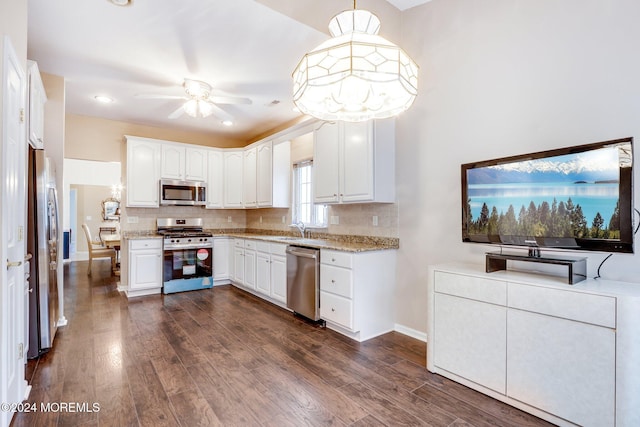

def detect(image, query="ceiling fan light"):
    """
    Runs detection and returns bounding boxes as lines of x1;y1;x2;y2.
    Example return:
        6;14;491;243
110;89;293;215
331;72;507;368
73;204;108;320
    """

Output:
198;100;214;118
292;8;418;122
183;99;198;117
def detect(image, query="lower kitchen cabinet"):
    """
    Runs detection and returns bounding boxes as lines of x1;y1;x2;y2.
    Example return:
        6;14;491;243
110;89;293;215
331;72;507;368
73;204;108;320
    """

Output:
213;237;230;284
320;248;396;341
126;239;163;298
231;239;288;307
428;264;640;427
269;244;287;304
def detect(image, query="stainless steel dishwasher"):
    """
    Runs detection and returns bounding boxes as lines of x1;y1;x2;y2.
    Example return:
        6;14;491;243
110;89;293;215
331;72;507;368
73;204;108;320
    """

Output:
286;245;320;321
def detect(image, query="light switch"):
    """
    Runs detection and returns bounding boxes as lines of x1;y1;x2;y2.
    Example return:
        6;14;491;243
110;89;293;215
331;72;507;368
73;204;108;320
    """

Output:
372;216;378;226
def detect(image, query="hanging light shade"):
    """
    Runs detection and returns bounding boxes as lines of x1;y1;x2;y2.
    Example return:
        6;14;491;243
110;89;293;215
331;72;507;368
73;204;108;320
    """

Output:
183;99;214;118
292;5;418;122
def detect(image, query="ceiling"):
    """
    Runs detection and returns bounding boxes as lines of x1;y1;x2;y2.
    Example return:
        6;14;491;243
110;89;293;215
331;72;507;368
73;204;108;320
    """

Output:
27;0;430;142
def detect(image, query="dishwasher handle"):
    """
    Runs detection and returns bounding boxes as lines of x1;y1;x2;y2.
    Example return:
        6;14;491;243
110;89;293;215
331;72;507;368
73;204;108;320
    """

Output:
286;246;319;259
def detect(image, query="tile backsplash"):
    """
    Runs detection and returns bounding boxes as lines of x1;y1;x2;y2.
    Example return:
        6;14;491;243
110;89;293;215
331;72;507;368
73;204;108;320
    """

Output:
122;203;398;238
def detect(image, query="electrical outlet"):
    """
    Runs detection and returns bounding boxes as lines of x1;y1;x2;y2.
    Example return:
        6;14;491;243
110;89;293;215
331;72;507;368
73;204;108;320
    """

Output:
86;215;92;221
282;216;286;224
227;216;232;223
330;215;339;225
259;216;263;224
372;215;378;226
127;216;138;223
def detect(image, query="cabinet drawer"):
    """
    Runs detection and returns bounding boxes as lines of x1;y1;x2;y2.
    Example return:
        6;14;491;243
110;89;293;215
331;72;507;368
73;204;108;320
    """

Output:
255;241;270;252
244;240;256;250
434;271;506;305
320;264;353;298
321;291;353;329
234;239;244;247
508;283;616;328
321;249;352;269
129;239;162;250
270;243;287;255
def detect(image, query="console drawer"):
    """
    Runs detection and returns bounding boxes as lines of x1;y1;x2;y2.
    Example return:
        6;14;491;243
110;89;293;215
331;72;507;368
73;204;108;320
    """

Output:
434;271;507;305
320;264;353;298
321;291;353;330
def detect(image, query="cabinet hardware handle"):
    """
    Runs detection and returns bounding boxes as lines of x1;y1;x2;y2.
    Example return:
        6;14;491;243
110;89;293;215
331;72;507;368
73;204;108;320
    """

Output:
7;259;22;269
332;258;336;262
331;307;335;312
331;279;335;283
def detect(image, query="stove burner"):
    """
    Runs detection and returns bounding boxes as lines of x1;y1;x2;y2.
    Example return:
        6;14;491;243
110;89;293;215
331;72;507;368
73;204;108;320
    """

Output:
160;231;213;238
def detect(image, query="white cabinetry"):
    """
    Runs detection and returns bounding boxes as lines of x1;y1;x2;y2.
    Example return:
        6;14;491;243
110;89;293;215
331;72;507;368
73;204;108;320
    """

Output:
428;264;640;427
256;142;272;207
320;249;396;341
206;149;224;209
232;239;245;284
126;136;161;207
161;143;207;181
243;146;257;207
314;119;395;204
27;61;46;149
213;237;230;284
127;239;163;298
224;150;243;208
243;240;257;290
269;243;287;304
255;241;271;296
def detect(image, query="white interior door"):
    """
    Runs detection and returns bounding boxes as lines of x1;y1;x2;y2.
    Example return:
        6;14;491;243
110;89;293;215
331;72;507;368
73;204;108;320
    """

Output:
1;35;28;427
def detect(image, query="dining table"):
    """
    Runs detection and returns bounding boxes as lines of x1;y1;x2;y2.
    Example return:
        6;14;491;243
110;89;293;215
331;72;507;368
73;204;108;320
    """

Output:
101;233;121;275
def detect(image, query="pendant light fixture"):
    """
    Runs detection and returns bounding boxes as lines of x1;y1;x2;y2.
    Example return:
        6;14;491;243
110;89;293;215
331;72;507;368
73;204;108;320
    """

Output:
292;0;418;122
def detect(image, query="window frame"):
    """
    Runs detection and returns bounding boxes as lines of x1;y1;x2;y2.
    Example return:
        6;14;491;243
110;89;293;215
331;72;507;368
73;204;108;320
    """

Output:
292;160;327;228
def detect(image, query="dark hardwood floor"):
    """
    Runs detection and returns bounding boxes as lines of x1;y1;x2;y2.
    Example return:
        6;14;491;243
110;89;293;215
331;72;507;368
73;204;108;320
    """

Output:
12;260;554;427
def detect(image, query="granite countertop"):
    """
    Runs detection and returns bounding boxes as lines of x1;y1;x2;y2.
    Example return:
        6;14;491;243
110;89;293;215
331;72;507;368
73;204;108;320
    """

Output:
223;233;399;253
122;229;398;253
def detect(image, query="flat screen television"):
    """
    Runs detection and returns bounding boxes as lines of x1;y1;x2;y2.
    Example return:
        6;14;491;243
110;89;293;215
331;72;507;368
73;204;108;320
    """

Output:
462;137;634;254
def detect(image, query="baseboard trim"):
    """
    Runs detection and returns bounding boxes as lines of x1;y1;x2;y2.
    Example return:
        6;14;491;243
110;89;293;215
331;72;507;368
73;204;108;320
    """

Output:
394;324;427;342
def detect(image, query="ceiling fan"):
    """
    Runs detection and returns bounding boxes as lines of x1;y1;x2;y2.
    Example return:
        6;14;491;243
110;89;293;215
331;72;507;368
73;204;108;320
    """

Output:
136;79;252;123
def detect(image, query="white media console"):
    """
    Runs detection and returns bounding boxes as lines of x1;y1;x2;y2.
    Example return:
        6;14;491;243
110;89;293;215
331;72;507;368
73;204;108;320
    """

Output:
427;263;640;427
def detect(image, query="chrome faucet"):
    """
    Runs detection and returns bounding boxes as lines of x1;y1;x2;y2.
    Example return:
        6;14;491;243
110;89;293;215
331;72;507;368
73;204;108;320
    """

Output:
292;221;306;238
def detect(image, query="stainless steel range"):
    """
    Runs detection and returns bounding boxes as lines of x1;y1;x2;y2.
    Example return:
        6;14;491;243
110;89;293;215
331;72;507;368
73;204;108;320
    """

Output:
157;218;213;294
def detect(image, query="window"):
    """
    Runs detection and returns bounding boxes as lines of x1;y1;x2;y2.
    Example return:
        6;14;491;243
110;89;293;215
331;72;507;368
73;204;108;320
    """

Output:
292;160;327;227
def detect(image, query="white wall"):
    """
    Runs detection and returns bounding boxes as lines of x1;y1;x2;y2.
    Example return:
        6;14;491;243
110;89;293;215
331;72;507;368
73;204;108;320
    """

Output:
396;0;640;335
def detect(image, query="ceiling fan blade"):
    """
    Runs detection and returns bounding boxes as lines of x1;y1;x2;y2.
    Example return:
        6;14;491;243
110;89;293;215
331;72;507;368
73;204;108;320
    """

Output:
208;103;234;122
136;94;187;100
209;95;252;105
168;105;185;119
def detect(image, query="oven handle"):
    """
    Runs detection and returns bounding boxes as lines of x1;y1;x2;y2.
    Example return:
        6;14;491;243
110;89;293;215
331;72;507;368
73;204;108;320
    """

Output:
163;244;213;250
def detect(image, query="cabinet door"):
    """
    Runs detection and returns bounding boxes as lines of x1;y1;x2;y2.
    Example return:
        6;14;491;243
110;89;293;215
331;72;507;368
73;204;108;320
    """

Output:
244;249;256;290
256;251;271;296
243;147;257;207
256;141;273;207
233;247;245;284
206;149;224;208
271;140;291;208
270;254;287;303
433;293;507;394
507;309;615;426
185;147;208;181
213;238;230;281
341;121;374;202
313;122;340;203
224;151;243;208
129;248;162;290
27;61;46;149
161;144;185;180
126;138;160;207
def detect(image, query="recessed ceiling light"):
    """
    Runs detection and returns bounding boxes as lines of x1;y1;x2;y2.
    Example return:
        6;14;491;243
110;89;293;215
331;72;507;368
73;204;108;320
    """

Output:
221;120;233;127
109;0;132;6
94;95;114;103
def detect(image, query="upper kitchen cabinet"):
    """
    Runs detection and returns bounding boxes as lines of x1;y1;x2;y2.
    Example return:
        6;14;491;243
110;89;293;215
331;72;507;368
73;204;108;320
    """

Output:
206;149;224;209
223;150;244;208
27;61;47;149
258;140;291;208
243;146;257;207
161;143;207;182
126;136;161;207
314;119;395;204
243;140;291;209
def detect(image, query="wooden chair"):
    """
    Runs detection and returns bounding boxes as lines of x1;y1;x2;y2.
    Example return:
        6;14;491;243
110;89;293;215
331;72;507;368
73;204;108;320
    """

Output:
81;223;116;276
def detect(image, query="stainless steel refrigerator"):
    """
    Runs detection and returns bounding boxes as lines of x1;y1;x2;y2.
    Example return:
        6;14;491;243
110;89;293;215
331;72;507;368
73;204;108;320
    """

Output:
27;148;60;359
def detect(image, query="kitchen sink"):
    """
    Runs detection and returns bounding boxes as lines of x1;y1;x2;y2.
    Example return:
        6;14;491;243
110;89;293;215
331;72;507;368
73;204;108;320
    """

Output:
274;236;301;241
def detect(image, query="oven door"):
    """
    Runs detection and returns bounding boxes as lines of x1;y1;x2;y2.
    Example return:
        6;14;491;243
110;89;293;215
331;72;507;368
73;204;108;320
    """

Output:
163;246;212;282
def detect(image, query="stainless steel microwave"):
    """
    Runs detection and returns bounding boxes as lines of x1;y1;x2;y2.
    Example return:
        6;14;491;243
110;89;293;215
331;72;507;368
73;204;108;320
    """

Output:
159;179;206;206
